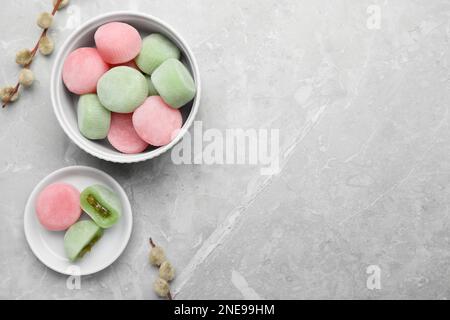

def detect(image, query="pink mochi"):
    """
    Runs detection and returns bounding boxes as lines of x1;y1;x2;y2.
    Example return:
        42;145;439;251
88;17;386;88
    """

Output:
132;96;182;147
35;183;81;231
108;113;149;154
62;48;109;95
95;22;142;64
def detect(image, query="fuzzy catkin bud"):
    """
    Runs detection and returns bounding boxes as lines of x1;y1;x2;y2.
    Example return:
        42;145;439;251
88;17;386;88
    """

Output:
0;86;19;103
19;69;34;87
153;278;170;297
37;12;53;29
149;246;166;266
159;261;175;282
16;49;33;66
39;36;54;55
53;0;69;10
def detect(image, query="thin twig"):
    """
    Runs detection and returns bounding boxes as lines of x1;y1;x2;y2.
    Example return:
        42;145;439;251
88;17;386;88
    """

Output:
2;0;63;108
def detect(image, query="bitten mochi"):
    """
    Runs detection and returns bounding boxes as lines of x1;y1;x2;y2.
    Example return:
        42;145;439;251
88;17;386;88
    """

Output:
62;48;109;95
80;185;122;229
35;183;81;231
95;22;142;64
132;96;182;147
64;220;103;261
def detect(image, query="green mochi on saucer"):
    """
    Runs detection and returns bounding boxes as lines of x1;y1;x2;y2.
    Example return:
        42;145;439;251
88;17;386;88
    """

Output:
135;34;180;75
151;58;196;108
80;185;122;229
64;220;103;262
77;94;111;140
146;76;159;96
97;66;148;113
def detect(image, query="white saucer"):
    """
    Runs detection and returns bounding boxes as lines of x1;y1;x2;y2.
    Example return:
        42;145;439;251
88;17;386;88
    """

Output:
24;166;133;276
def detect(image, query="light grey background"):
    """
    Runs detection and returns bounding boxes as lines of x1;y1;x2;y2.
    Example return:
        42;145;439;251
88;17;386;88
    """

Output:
1;0;450;300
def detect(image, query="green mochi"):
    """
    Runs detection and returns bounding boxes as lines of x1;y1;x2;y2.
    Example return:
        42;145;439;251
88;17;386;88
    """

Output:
97;67;148;113
64;220;103;262
77;94;111;140
80;185;122;229
135;34;180;75
151;58;196;108
146;76;159;96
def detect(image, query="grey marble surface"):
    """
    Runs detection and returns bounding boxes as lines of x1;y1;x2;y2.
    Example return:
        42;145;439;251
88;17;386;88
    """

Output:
1;0;450;300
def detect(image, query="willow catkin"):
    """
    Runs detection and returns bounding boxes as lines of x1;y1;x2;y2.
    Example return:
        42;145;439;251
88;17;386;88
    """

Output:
37;12;53;29
16;49;33;66
149;246;166;266
19;69;34;87
159;261;175;282
0;86;19;103
153;278;170;297
39;36;54;55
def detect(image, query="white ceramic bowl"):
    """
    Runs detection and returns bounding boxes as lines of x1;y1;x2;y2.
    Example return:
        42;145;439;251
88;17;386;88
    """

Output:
51;12;201;163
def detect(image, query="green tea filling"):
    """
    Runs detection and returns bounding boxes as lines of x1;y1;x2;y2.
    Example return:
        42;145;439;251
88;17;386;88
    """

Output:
78;233;102;259
87;194;111;218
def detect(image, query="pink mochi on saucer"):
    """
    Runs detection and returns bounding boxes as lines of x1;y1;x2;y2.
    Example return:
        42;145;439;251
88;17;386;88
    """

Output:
95;22;142;64
35;183;81;231
108;113;149;154
62;47;109;95
132;96;182;147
